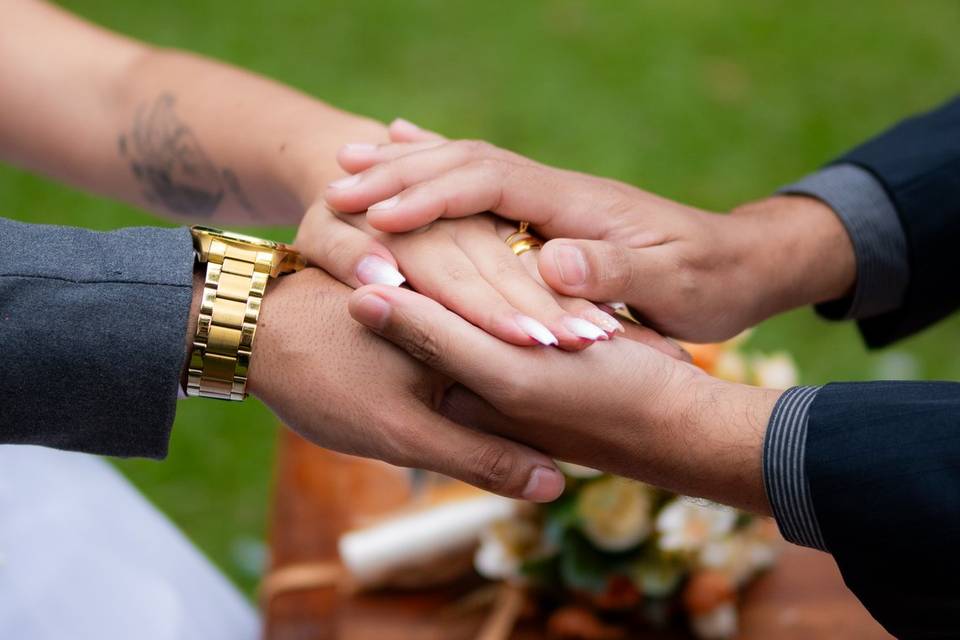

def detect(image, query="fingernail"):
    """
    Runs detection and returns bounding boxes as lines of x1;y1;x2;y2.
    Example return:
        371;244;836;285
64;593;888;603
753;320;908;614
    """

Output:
356;255;406;287
555;245;587;286
515;315;558;346
523;466;566;502
353;293;392;329
562;316;606;341
368;195;400;211
667;337;693;362
585;309;625;334
329;174;361;189
342;143;378;153
392;117;421;132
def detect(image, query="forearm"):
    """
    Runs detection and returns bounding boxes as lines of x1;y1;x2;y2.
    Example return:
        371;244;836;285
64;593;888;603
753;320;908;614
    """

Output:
728;195;857;324
0;0;385;225
628;372;780;516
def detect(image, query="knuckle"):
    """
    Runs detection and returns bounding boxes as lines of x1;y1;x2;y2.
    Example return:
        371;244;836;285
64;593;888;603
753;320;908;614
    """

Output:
474;156;502;173
458;138;492;157
308;233;355;268
596;244;635;292
382;163;408;189
399;321;445;369
597;183;638;218
496;366;538;410
492;253;527;281
382;426;421;468
442;262;478;285
470;443;517;494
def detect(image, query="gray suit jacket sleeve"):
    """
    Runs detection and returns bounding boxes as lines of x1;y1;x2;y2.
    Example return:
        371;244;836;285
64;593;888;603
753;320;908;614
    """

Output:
0;217;194;459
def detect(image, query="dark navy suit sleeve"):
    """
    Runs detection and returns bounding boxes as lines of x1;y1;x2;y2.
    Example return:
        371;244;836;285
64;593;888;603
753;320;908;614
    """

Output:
806;381;960;639
833;95;960;347
0;217;194;459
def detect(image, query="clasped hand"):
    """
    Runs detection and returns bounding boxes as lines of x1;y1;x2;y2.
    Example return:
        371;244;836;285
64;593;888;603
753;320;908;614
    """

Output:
252;119;853;514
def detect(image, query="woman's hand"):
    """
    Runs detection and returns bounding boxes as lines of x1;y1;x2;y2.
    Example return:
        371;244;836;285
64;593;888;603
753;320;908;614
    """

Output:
297;204;634;352
347;283;782;515
327;122;856;343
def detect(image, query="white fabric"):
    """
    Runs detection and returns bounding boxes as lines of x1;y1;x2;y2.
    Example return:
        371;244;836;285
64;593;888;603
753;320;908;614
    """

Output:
0;445;258;640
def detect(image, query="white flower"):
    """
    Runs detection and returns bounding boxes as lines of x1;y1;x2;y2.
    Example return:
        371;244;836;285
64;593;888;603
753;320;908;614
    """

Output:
700;535;756;585
577;477;653;551
752;352;798;389
713;351;748;383
655;499;737;553
474;529;519;581
691;602;738;640
473;519;539;581
740;518;780;573
698;519;780;586
556;461;603;479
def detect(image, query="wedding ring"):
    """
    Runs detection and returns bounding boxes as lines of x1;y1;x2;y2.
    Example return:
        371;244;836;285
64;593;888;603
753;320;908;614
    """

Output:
505;221;542;256
508;235;542;256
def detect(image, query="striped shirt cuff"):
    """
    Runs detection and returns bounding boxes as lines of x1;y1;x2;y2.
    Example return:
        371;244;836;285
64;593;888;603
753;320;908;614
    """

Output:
778;164;909;321
762;385;828;551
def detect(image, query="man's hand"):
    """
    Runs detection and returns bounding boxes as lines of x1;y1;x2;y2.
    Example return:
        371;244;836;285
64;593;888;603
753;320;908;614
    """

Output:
329;128;857;342
349;284;783;514
237;268;566;502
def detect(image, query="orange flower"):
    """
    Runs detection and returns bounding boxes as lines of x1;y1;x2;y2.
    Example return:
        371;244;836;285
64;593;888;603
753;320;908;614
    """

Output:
682;570;735;615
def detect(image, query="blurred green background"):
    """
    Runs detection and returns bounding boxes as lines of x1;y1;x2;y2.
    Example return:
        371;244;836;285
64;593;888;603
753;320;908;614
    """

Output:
4;0;959;597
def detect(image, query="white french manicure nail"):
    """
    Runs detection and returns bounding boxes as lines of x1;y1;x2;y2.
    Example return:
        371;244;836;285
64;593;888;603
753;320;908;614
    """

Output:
392;117;421;131
342;143;378;153
329;174;361;189
368;195;400;211
516;315;558;346
563;317;607;341
356;255;406;287
585;309;625;334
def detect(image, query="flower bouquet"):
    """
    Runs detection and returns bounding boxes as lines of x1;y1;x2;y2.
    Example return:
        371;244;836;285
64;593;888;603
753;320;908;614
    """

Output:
337;334;797;640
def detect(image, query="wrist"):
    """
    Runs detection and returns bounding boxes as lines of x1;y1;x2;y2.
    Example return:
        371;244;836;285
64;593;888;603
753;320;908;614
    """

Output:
729;195;856;321
660;371;780;515
244;270;290;402
245;267;340;402
280;116;388;213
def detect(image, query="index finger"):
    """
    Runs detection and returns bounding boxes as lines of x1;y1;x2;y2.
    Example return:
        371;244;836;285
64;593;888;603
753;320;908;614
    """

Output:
348;284;532;395
329;141;627;239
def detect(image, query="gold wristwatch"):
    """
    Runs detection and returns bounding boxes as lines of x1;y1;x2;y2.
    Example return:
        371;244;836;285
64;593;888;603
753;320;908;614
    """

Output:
187;225;305;400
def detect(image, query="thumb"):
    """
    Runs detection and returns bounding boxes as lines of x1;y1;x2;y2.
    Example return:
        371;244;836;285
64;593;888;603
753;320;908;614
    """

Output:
294;204;404;289
538;238;654;305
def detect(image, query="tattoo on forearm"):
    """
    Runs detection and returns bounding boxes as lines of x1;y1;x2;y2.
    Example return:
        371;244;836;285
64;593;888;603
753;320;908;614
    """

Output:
118;93;259;218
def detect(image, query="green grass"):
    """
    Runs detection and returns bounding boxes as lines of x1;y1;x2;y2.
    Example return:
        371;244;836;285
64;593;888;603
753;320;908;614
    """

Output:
5;0;960;596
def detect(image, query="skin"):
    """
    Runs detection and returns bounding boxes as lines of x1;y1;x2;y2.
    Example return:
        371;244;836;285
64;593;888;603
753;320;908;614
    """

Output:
1;1;674;497
349;284;781;514
250;270;570;500
1;2;849;509
180;267;566;501
330;127;860;512
0;0;625;352
331;128;857;342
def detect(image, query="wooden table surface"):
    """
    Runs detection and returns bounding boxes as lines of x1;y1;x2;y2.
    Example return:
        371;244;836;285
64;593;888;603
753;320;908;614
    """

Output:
263;430;892;640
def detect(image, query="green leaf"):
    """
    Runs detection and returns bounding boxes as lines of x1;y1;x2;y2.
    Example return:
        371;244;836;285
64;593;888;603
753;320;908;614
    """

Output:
520;554;562;587
559;531;611;594
543;492;580;548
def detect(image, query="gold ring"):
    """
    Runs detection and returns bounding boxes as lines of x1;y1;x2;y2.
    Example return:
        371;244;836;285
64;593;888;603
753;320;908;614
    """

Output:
508;235;542;256
505;221;541;256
